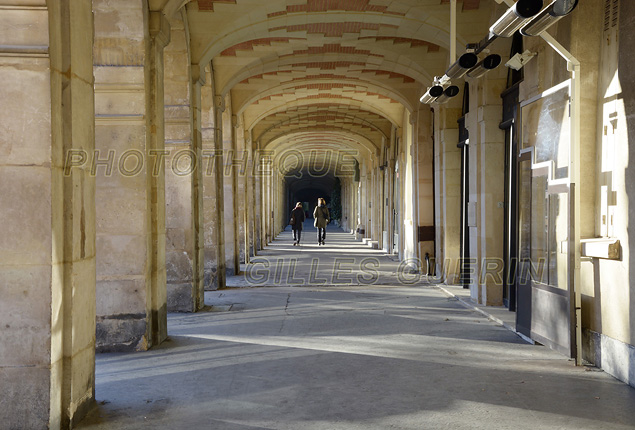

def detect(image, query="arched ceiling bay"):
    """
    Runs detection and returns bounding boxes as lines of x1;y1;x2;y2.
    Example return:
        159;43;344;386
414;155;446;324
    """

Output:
167;0;493;167
267;132;377;169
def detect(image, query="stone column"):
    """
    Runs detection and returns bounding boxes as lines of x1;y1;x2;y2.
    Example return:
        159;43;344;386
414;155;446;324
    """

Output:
467;74;506;305
261;165;269;245
359;164;367;238
384;132;396;253
261;148;272;245
403;114;418;262
368;168;374;239
245;132;255;259
222;93;239;276
434;105;462;283
373;159;383;246
253;141;263;251
93;1;168;350
189;68;206;299
371;163;379;242
0;2;95;427
202;67;226;290
147;10;170;346
164;11;203;311
234;114;248;265
417;108;435;263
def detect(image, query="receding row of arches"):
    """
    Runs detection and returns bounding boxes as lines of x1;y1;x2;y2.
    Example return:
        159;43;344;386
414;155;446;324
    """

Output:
7;1;634;429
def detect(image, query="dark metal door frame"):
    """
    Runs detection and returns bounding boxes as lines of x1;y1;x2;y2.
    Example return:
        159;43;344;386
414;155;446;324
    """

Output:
515;80;576;359
457;116;470;289
500;83;520;311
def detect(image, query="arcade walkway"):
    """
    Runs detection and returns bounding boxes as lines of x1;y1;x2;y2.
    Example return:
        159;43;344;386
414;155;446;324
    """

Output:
78;226;635;430
226;221;407;289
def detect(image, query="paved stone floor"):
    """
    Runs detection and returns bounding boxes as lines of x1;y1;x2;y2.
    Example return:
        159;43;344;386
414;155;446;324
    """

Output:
79;223;635;429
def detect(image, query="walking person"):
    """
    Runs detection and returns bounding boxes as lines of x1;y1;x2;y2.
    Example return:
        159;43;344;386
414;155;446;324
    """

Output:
290;202;305;246
313;197;330;246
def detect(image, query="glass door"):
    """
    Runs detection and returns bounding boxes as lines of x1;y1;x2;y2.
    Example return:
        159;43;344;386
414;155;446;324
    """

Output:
516;81;576;358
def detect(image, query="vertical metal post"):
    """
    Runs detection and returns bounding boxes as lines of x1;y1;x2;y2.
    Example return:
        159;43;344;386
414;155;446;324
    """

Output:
450;0;457;63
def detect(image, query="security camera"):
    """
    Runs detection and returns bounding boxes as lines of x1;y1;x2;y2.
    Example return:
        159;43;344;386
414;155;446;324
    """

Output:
505;50;536;71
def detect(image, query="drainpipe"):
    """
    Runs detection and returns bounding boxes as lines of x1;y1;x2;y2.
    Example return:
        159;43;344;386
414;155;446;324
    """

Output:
450;0;457;63
495;0;582;365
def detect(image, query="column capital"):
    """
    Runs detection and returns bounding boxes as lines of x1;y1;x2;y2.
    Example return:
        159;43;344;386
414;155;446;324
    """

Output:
191;63;206;86
149;11;171;48
215;95;225;112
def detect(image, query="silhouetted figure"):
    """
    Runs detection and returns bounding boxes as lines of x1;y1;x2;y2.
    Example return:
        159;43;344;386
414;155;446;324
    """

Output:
313;197;330;246
290;202;306;246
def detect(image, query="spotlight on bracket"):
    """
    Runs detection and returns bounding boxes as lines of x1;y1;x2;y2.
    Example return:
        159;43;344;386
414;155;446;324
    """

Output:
490;0;543;38
435;85;460;104
467;54;502;79
444;53;479;80
521;0;579;37
419;85;445;104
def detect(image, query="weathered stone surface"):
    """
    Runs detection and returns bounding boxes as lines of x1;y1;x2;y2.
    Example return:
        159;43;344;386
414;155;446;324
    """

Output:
0;264;52;366
167;283;195;312
96;317;147;352
96;279;147;316
0;367;50;429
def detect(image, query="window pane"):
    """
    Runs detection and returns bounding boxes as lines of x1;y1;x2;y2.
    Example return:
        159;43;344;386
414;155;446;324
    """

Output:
521;86;570;180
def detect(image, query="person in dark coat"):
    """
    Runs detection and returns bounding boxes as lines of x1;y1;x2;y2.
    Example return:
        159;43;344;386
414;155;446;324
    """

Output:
290;202;306;246
313;197;330;246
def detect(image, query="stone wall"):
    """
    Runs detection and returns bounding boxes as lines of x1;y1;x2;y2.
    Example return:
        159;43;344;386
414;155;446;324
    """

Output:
0;2;96;427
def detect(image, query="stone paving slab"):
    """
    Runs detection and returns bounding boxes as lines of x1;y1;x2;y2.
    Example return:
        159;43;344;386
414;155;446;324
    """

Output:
78;225;635;429
79;284;635;430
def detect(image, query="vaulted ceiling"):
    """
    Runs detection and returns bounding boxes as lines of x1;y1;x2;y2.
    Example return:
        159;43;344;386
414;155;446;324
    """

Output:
163;0;495;169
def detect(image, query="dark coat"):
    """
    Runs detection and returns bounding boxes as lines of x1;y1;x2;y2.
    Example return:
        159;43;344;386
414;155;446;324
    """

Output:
313;205;330;229
290;207;305;230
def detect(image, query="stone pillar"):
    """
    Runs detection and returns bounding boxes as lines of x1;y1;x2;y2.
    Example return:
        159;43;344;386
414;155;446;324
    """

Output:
0;2;95;427
467;74;506;305
253;142;264;251
147;9;170;346
261;149;273;245
261;164;269;245
434;105;462;283
265;159;271;242
359;164;367;238
202;67;226;290
345;178;350;231
234;114;248;265
189;67;206;298
373;159;384;245
164;11;203;311
350;177;356;233
245;132;255;259
371;164;379;242
222;93;239;276
93;1;168;350
417;108;435;263
384;132;396;253
368;168;373;239
404;114;418;262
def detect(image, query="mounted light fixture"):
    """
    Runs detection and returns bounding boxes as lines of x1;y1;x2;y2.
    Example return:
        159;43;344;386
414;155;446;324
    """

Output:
521;0;579;37
444;53;479;80
419;85;444;104
505;49;536;70
489;0;543;38
467;54;502;79
435;85;460;104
